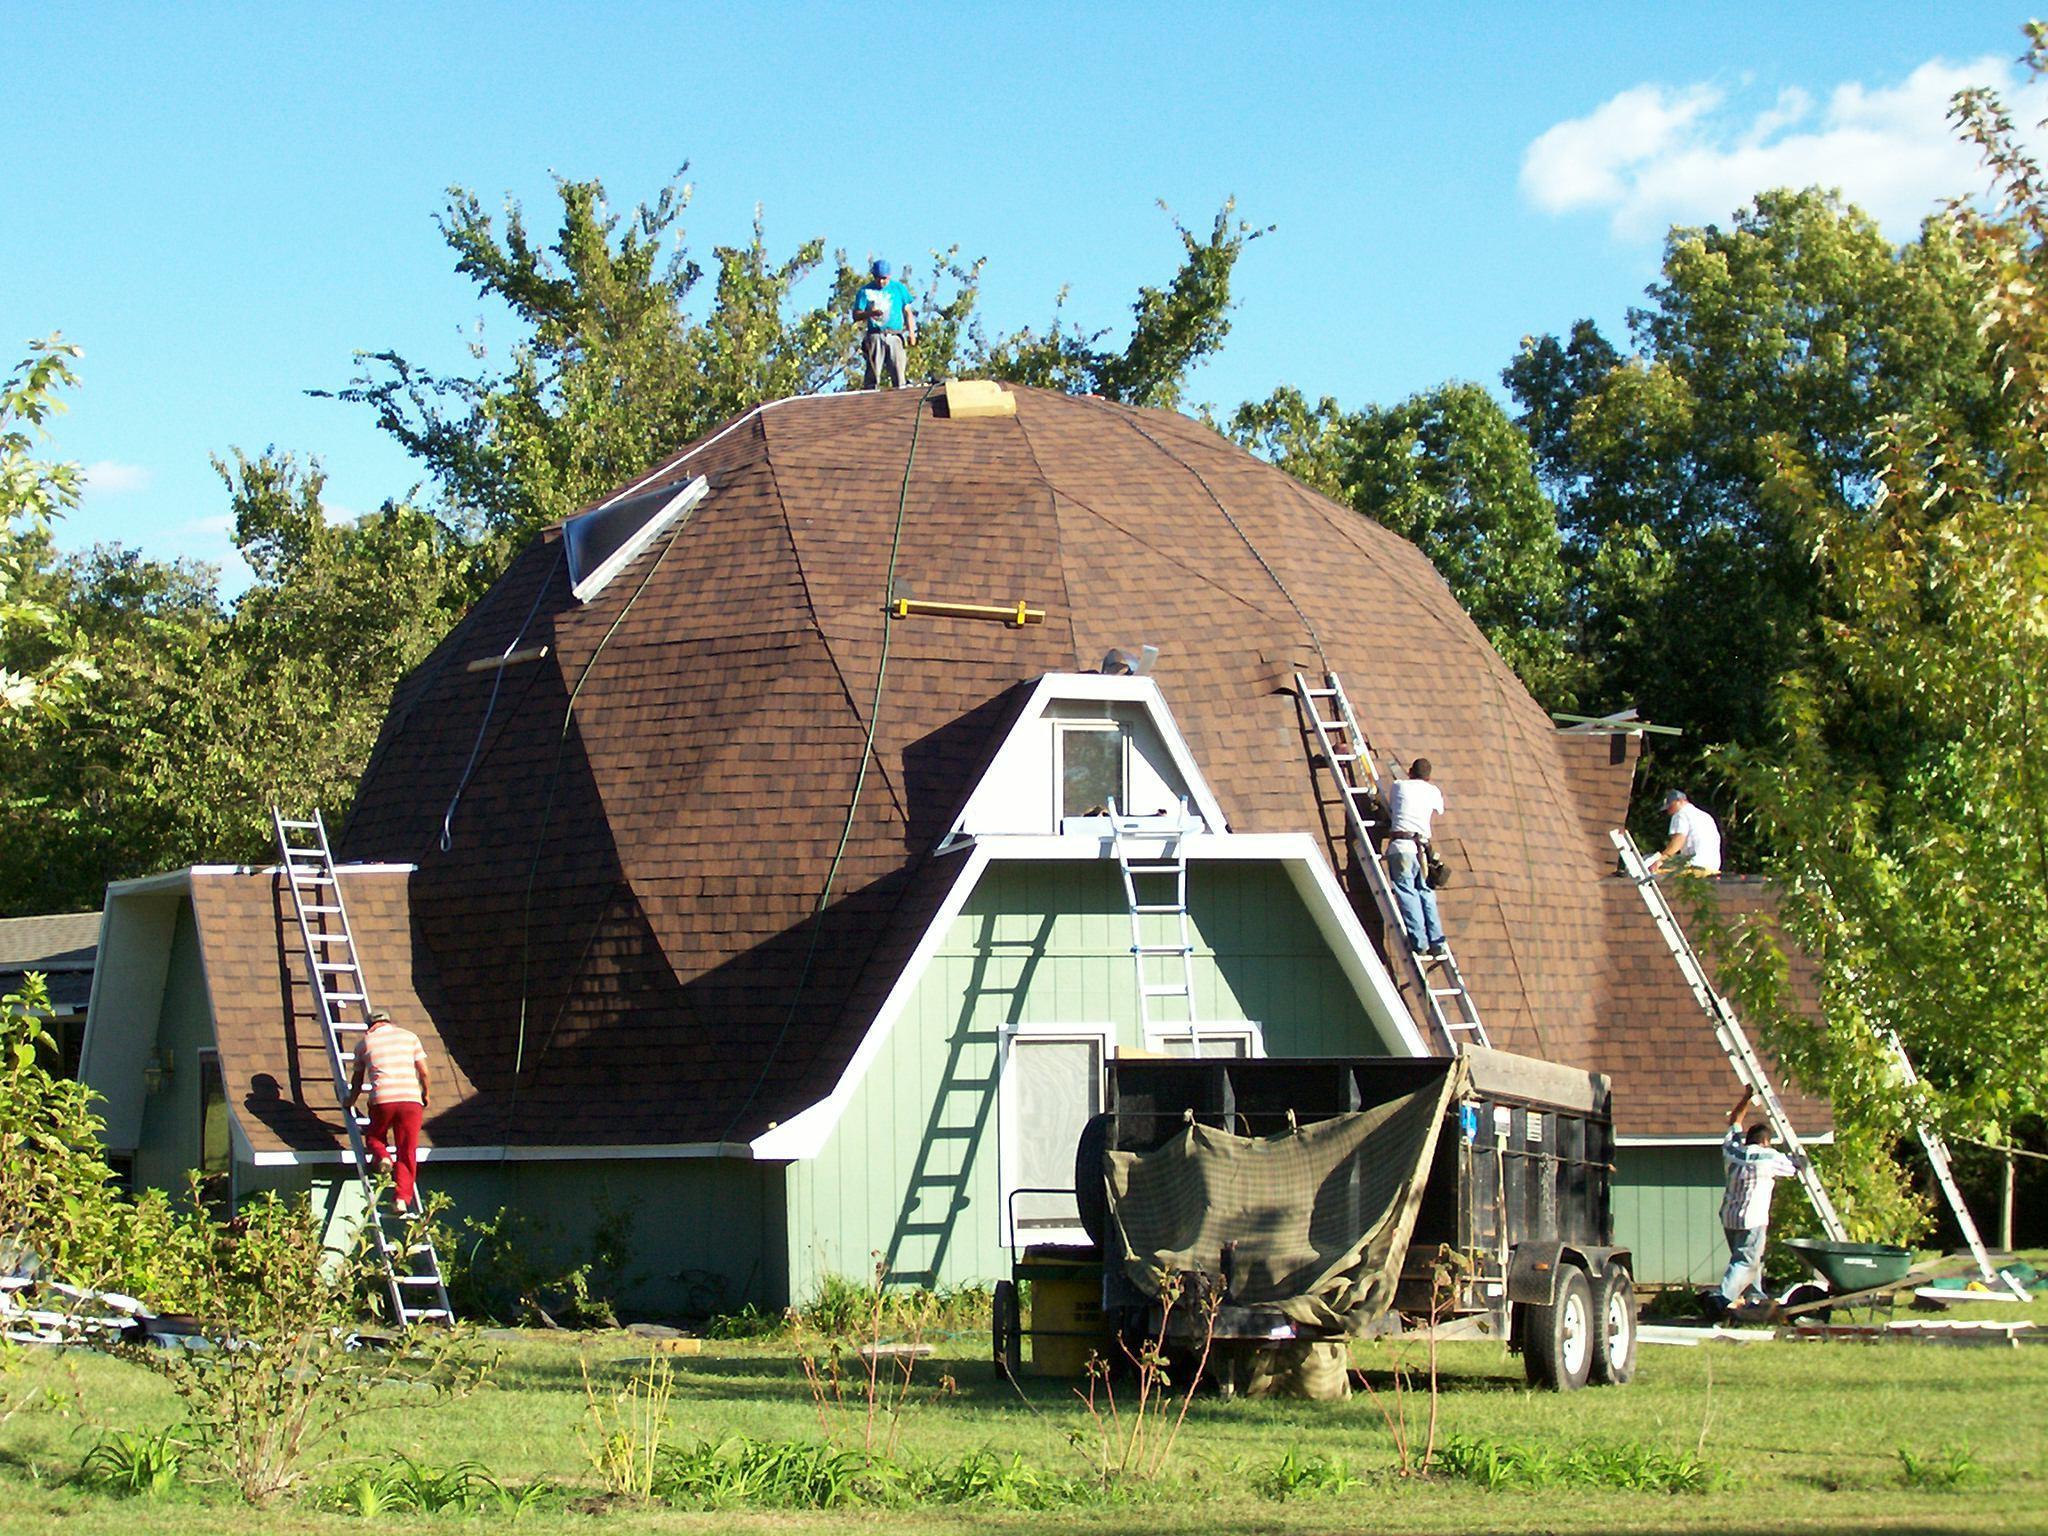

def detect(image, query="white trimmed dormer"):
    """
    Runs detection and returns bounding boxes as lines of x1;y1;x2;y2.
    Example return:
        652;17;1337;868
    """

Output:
938;673;1228;852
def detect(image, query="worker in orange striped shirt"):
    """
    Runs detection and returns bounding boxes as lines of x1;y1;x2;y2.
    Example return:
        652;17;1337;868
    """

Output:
345;1009;431;1212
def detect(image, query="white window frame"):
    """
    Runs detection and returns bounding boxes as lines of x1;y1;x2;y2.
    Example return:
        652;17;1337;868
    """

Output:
1051;719;1128;830
997;1021;1113;1249
1141;1021;1266;1060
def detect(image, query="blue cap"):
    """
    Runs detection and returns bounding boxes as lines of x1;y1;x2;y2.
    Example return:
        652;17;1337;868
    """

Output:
1663;788;1688;808
871;258;891;278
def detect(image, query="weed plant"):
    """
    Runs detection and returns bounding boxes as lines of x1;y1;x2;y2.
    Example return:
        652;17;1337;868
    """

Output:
1249;1449;1362;1500
1895;1443;1986;1490
74;1428;188;1497
1434;1434;1723;1492
316;1454;553;1516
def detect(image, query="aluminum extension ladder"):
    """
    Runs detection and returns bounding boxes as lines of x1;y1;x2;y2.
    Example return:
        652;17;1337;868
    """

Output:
271;808;455;1326
1295;672;1489;1054
1611;828;1848;1242
1883;1043;1997;1280
1107;797;1209;1053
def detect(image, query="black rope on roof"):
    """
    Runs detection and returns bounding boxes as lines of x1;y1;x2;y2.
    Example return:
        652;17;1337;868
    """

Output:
719;379;942;1146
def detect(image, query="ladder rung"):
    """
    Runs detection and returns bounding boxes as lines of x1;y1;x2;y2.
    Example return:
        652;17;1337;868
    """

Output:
1133;944;1193;956
316;961;360;972
306;932;352;944
396;1274;444;1286
1305;688;1337;699
302;904;342;914
1141;984;1192;998
401;1308;452;1322
279;818;321;829
333;1022;368;1033
1132;904;1185;915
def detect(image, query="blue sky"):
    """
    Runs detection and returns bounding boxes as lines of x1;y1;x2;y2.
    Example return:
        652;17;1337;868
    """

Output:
5;2;2033;583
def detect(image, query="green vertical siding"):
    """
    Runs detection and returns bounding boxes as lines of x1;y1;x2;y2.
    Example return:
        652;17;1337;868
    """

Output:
1614;1145;1727;1285
786;860;1383;1301
133;904;218;1198
238;1156;788;1314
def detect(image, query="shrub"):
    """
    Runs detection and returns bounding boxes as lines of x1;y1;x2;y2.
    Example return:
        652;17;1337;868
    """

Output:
440;1202;635;1327
117;1196;488;1504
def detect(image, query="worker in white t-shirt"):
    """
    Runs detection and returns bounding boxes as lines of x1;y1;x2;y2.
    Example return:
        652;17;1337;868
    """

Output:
1385;758;1448;958
1647;788;1723;876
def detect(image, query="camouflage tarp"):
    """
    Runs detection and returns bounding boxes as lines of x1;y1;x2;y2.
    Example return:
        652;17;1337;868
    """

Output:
1105;1060;1466;1332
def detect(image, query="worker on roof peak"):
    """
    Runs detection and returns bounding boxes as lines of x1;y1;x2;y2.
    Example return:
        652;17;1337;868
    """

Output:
1386;758;1449;961
856;258;918;390
346;1008;431;1214
1647;788;1722;876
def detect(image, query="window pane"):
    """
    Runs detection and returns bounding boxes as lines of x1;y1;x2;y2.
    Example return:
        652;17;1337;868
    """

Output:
1011;1037;1102;1232
1061;729;1125;818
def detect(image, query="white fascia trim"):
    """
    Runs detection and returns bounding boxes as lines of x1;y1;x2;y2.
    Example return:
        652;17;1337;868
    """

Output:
1616;1131;1837;1148
751;831;1429;1162
750;844;992;1160
938;673;1230;850
248;1141;753;1168
570;476;709;603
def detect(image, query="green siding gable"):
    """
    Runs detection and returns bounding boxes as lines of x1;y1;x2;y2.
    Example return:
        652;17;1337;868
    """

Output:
785;859;1385;1301
1614;1144;1728;1285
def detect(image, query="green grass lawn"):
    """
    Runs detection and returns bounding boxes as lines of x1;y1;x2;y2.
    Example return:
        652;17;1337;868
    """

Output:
3;1288;2045;1534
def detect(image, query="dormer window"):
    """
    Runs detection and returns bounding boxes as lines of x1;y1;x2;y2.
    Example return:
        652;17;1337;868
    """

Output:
1056;721;1126;826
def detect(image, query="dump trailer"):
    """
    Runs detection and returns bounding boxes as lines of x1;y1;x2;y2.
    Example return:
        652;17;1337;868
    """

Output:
1008;1048;1633;1395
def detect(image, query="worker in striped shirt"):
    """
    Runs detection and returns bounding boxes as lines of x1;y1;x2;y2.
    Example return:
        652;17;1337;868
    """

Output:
1713;1085;1804;1312
345;1009;432;1213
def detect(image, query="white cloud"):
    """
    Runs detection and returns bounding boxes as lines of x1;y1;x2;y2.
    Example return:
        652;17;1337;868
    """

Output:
81;460;154;495
172;514;234;539
1522;56;2048;239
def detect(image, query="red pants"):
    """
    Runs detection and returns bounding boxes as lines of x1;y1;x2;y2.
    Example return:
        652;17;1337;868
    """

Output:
364;1101;424;1207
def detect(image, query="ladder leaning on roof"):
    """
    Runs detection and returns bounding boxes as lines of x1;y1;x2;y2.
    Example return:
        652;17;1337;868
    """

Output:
1294;672;1489;1054
1107;797;1207;1055
270;808;454;1326
1610;828;1848;1243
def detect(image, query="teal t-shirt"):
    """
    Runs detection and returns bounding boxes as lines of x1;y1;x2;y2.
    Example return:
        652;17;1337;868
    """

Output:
858;278;913;333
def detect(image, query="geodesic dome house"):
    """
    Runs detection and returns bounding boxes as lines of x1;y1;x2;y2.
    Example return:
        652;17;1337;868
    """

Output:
81;384;1818;1308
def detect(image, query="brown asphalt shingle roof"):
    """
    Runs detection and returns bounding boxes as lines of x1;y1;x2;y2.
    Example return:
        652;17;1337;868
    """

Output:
191;387;1825;1154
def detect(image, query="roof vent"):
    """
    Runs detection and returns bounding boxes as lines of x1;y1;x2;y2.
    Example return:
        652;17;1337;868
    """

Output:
565;475;709;603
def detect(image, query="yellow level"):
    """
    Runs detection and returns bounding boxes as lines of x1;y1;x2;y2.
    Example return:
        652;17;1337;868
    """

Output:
888;598;1044;627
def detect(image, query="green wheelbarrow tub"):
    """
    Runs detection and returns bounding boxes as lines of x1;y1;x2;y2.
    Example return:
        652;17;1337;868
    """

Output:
1783;1238;1914;1291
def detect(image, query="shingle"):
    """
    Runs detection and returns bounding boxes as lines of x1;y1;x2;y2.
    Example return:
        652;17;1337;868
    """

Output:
162;385;1836;1156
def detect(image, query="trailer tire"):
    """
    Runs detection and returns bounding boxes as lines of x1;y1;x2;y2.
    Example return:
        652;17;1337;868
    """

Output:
1522;1266;1594;1391
1590;1267;1637;1385
992;1280;1021;1381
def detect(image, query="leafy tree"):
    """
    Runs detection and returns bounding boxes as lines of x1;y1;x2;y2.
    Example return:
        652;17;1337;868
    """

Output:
1232;381;1581;710
1712;44;2048;1143
0;337;96;734
336;173;1263;543
1505;189;1990;849
0;456;469;912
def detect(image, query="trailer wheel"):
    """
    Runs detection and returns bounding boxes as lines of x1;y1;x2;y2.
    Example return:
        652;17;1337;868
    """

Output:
1590;1267;1637;1385
1522;1266;1594;1391
992;1280;1021;1381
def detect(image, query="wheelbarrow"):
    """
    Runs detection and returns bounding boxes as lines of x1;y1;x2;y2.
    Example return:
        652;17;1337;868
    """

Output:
1777;1238;1917;1323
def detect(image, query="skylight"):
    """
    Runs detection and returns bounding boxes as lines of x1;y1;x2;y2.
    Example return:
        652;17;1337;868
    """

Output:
564;475;709;603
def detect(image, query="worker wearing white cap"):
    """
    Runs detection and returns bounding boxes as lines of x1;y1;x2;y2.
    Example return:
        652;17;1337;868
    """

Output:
1646;788;1722;876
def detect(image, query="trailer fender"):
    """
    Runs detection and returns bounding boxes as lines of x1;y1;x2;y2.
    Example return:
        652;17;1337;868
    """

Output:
1506;1242;1568;1305
1508;1244;1631;1304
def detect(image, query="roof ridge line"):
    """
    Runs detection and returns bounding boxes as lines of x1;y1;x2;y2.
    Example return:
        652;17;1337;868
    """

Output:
1009;403;1081;668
